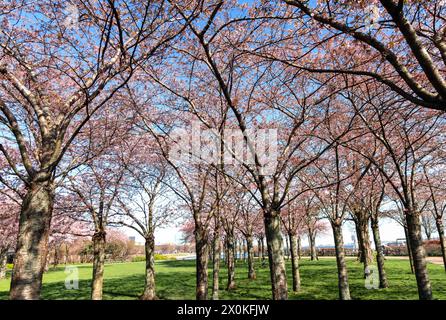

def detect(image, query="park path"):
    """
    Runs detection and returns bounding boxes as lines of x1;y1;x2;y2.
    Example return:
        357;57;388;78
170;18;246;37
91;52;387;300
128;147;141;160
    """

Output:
376;256;444;265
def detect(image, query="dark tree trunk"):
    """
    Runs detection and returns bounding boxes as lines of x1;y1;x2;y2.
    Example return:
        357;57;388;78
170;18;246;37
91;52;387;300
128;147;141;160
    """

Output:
246;235;256;280
435;218;446;272
226;232;236;290
404;226;415;274
258;238;263;261
141;235;156;300
354;213;373;277
332;223;351;300
91;230;106;300
195;229;209;300
264;210;288;300
371;217;388;288
53;245;60;269
10;179;54;300
405;210;433;300
288;233;301;292
212;228;221;300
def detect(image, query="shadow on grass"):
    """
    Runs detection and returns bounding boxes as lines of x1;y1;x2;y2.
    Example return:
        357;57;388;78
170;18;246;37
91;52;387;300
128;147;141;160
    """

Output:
0;258;445;300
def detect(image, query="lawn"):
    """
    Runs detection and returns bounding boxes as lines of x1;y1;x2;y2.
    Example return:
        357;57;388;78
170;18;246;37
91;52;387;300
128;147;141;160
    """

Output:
0;258;445;300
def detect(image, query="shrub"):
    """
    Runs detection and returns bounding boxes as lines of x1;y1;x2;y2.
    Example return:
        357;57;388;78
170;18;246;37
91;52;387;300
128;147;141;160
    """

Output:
131;255;145;262
154;254;171;261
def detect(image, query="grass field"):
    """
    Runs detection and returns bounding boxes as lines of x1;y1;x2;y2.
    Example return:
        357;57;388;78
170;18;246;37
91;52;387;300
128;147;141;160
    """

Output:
1;258;445;300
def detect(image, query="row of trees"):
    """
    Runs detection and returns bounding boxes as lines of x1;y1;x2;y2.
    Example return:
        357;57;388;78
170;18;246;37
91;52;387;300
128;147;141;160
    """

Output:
1;0;446;301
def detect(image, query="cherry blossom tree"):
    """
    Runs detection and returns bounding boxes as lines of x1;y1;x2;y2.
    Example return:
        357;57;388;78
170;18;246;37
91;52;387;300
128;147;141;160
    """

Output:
0;0;184;299
283;0;446;111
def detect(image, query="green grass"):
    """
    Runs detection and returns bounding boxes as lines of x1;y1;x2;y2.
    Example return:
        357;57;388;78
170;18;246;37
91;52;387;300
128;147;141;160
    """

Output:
0;258;445;300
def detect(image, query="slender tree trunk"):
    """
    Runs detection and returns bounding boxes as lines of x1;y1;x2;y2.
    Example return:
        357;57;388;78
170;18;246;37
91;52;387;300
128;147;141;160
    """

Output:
371;217;388;288
212;228;221;300
288;233;301;292
332;223;351;300
405;210;433;300
404;226;415;274
285;235;290;260
246;235;256;280
91;230;106;300
195;229;209;300
258;238;263;261
53;245;59;269
10;179;54;300
226;232;236;290
141;235;156;300
435;218;446;272
354;214;373;277
260;237;266;263
309;231;318;261
0;250;7;279
264;210;288;300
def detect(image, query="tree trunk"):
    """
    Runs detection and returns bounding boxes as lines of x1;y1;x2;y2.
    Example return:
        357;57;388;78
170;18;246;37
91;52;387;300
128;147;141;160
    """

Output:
289;233;301;292
212;228;221;300
285;235;290;260
435;218;446;272
141;235;156;300
0;250;7;279
405;210;433;300
332;223;351;300
309;230;318;261
371;217;388;288
226;232;236;290
258;238;263;261
404;226;415;274
195;229;209;300
10;179;54;300
246;235;256;280
354;214;373;277
264;210;288;300
91;230;106;300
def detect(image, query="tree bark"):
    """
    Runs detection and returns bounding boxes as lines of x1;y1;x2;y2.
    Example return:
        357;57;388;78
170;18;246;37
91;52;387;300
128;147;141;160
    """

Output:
195;229;209;300
212;228;221;300
0;250;7;279
354;213;373;277
246;235;256;280
435;218;446;272
371;217;388;288
289;233;301;292
404;226;415;274
405;210;433;300
141;235;156;300
308;230;318;261
10;179;54;300
91;230;106;300
264;210;288;300
332;223;351;300
226;232;236;290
